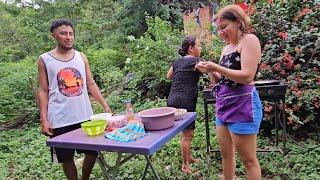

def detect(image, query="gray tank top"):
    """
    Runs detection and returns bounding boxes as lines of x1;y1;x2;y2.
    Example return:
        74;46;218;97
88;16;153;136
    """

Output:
40;50;93;129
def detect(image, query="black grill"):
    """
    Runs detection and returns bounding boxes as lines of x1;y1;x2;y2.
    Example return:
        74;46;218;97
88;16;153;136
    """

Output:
203;80;287;102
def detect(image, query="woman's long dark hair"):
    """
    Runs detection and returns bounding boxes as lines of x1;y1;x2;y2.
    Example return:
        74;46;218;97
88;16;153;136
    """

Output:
178;36;196;56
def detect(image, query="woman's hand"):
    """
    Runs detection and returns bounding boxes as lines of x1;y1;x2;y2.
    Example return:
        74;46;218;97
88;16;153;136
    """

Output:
195;61;218;73
195;61;209;73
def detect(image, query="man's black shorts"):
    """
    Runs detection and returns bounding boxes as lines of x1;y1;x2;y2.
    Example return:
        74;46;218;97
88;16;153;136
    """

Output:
50;122;98;163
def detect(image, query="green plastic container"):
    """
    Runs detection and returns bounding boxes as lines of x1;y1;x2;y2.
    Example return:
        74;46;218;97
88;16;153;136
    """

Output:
81;120;107;136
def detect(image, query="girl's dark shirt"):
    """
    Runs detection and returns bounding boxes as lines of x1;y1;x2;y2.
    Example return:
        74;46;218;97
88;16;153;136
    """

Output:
218;51;259;86
167;56;201;111
218;51;242;86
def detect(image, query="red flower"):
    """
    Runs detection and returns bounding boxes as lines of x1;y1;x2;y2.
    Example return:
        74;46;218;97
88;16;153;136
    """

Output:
293;90;303;97
314;100;320;109
291;85;299;91
268;0;274;4
292;104;300;111
238;2;249;11
317;77;320;85
247;6;256;16
273;63;281;71
264;104;273;113
282;53;294;70
295;47;303;54
302;8;312;14
295;76;302;82
237;2;256;16
278;32;288;40
287;117;294;125
296;8;312;19
279;70;287;77
259;63;270;71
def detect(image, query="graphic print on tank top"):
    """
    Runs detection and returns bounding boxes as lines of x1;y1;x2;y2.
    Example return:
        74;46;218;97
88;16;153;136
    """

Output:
219;51;241;86
57;67;83;97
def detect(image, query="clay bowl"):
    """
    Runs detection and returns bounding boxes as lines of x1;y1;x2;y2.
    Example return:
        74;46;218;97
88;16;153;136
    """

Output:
138;107;176;131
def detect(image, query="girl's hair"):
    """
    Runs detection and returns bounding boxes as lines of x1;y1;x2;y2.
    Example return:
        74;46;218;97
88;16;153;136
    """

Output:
214;4;250;33
178;36;197;56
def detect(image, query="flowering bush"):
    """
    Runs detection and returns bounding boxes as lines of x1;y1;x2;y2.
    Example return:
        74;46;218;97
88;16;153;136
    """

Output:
251;0;320;130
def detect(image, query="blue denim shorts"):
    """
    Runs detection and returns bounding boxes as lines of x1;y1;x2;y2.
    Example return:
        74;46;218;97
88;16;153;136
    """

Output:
214;88;263;135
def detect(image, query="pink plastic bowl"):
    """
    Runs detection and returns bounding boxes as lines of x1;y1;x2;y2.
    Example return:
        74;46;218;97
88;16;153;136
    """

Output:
138;107;176;131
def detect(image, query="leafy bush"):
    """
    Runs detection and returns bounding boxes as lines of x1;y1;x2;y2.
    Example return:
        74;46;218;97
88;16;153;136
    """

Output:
85;48;126;92
0;57;38;123
126;16;183;100
251;0;320;130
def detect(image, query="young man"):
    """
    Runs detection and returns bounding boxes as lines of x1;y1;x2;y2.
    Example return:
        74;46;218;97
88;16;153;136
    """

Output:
38;19;111;180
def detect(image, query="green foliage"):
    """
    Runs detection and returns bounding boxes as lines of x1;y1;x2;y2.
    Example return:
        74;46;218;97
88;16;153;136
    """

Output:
203;35;224;62
85;48;126;92
0;3;44;62
0;57;38;123
125;16;183;100
116;0;183;36
0;124;65;179
0;0;121;62
251;0;320;130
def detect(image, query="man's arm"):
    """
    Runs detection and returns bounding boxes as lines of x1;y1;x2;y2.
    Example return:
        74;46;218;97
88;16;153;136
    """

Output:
81;53;112;113
37;58;53;136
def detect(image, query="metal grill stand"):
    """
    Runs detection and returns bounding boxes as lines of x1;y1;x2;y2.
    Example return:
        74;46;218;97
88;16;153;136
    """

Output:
202;80;288;161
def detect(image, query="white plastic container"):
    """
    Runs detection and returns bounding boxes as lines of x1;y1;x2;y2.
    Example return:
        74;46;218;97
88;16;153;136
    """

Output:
90;113;112;121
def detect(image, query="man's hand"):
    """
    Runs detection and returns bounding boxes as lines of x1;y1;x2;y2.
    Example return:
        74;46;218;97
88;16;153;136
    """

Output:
104;105;112;115
41;120;53;136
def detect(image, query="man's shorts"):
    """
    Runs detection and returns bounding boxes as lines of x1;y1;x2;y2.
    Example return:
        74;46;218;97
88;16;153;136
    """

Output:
50;122;98;163
214;88;263;135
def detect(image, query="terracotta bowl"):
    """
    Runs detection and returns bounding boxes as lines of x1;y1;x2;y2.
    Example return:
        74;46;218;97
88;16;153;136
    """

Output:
138;107;176;131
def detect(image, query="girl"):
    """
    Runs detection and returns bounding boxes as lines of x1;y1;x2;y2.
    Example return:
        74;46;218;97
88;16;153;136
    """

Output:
196;5;263;180
167;36;202;173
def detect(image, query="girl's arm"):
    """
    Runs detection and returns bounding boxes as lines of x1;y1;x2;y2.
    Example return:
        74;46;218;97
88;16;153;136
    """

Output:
167;66;173;80
197;34;261;84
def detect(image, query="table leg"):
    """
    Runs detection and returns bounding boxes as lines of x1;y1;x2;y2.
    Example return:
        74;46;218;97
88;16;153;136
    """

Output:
141;161;149;180
97;152;111;180
97;152;137;179
204;100;213;170
281;97;287;155
275;104;279;146
144;155;161;180
204;100;211;155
